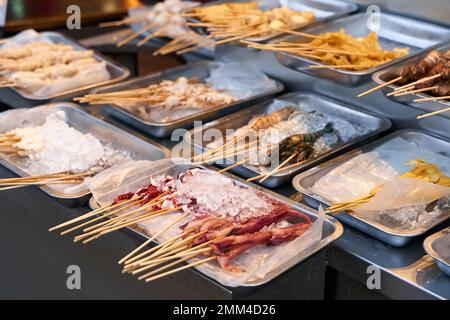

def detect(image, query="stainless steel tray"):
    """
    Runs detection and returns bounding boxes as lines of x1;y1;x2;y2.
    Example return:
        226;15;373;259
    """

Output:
88;161;343;288
187;0;357;43
424;227;450;277
292;129;450;247
92;60;284;138
184;92;391;188
0;32;130;108
373;42;450;120
273;12;450;86
0;102;169;207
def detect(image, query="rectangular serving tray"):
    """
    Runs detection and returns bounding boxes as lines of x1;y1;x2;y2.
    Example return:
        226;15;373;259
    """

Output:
92;60;284;138
292;129;450;247
89;160;343;288
184;91;391;188
372;42;450;120
187;0;357;43
273;12;450;86
424;227;450;277
0;102;169;207
0;31;130;108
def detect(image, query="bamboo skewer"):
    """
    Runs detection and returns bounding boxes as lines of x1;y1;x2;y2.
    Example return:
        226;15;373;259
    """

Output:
135;235;223;271
414;95;450;103
417;107;450;119
259;151;299;183
272;28;319;39
389;73;442;95
246;161;308;182
49;197;142;232
119;212;189;265
126;230;209;269
59;200;144;236
78;207;182;244
123;229;191;267
138;251;207;281
393;85;439;97
117;23;156;48
144;256;216;283
357;76;403;98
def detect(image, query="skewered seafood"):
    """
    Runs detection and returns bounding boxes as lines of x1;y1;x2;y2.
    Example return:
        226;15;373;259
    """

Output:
203;106;344;170
278;123;334;162
0;30;111;97
245;29;409;71
78;76;237;123
248;106;295;131
101;0;214;55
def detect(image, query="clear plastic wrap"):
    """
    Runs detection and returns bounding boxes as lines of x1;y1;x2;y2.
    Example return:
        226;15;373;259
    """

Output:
0;105;134;194
1;29;111;98
309;137;450;231
206;63;278;99
88;158;324;287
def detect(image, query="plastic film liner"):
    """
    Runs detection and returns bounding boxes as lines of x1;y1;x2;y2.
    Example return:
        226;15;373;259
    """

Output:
89;158;324;287
0;105;131;194
206;63;279;100
310;137;450;231
1;29;110;98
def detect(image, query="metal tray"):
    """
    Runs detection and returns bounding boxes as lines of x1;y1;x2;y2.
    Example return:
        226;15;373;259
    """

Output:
88;161;343;288
92;60;284;138
187;0;357;43
273;12;450;86
292;129;450;247
373;42;450;120
424;227;450;277
0;32;130;108
0;102;168;207
184;92;391;188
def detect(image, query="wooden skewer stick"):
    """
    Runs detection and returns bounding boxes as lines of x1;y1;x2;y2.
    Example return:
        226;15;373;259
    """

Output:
144;256;216;283
272;28;319;39
130;230;209;267
259;152;299;183
394;85;439;97
99;17;137;28
135;235;223;270
49;197;141;232
246;160;308;182
214;29;268;45
357;76;403;98
134;247;212;275
413;95;450;103
123;234;182;270
417;107;450;119
138;250;204;281
200;139;260;164
0;180;82;191
308;64;368;70
391;73;442;93
137;33;155;47
117;23;156;48
81;200;164;233
0;171;67;184
130;245;192;275
81;206;182;244
119;212;189;265
59;199;143;236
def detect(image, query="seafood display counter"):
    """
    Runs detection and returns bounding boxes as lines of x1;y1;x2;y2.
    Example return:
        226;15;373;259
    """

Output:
2;0;450;301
